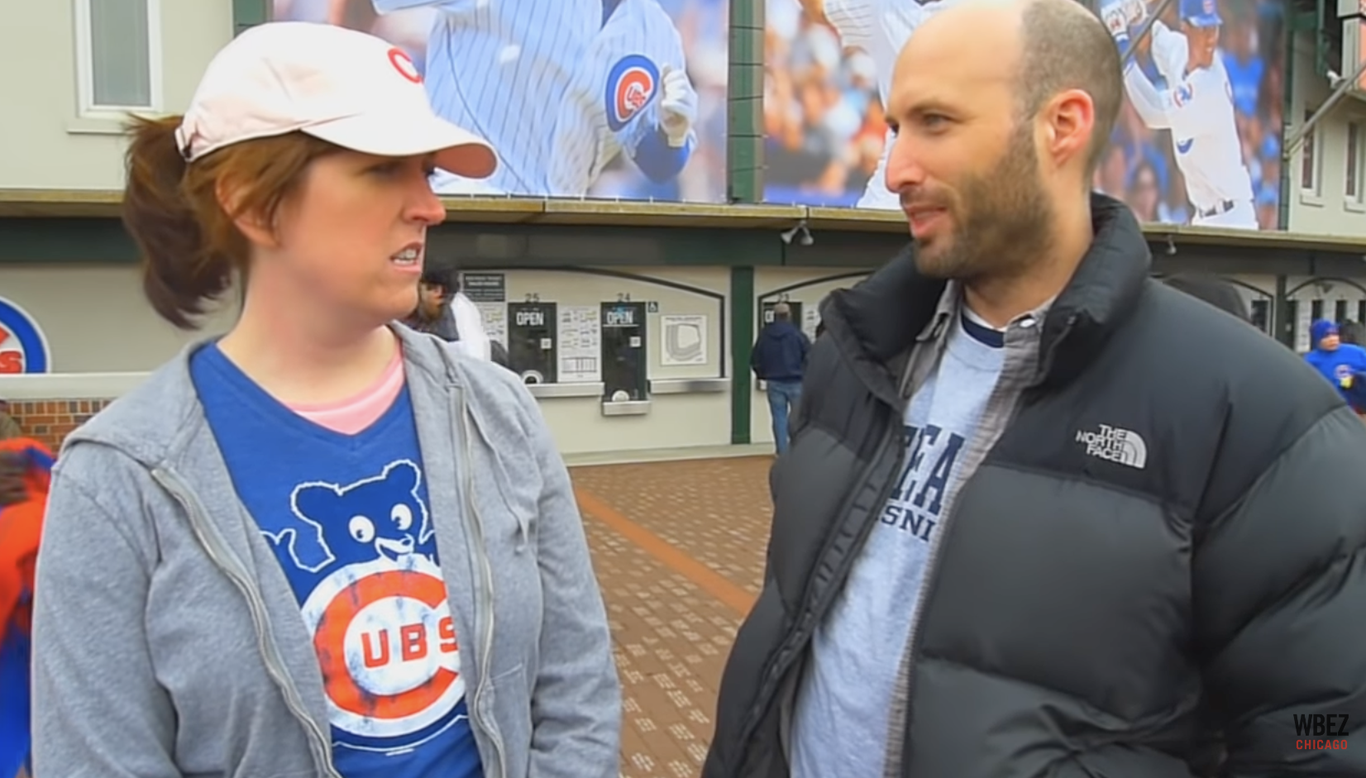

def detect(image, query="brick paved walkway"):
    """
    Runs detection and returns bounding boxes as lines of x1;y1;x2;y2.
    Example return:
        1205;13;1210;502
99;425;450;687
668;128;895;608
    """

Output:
569;456;774;778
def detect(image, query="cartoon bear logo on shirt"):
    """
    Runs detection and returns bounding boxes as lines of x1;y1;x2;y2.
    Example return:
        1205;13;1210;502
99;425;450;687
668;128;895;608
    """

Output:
269;459;434;574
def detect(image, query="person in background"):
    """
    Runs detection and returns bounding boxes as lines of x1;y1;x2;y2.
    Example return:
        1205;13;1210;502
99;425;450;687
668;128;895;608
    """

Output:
1339;318;1364;345
1161;273;1250;322
405;268;512;368
405;268;463;341
0;438;53;778
1304;318;1366;414
31;22;619;778
0;402;21;442
750;302;811;455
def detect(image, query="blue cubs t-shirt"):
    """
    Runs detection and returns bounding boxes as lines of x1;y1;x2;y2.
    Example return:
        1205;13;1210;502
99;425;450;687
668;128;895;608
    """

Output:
190;343;482;778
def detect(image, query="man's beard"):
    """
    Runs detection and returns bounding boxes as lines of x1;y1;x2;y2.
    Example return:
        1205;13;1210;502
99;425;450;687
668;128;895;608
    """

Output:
912;123;1054;282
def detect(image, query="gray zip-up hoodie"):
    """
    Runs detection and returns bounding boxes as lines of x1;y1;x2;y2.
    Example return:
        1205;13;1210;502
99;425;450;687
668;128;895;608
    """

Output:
30;326;621;778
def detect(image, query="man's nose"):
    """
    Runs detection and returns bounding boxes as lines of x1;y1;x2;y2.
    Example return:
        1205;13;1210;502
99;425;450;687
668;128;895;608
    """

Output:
884;133;927;195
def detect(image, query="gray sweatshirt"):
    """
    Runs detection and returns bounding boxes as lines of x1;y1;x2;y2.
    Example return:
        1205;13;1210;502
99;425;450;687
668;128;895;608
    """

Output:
30;326;621;778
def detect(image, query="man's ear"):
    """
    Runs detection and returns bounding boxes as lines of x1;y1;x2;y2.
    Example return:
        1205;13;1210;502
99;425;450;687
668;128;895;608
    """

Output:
1041;87;1096;173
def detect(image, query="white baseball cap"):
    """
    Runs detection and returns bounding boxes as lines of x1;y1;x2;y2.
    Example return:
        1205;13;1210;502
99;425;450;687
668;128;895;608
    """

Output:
174;21;497;179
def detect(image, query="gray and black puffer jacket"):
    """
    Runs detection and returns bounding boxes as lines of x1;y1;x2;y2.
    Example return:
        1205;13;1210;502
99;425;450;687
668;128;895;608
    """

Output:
704;195;1366;777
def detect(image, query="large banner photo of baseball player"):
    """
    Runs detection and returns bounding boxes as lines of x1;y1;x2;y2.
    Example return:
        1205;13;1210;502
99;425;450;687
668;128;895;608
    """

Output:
272;0;729;202
763;0;1285;230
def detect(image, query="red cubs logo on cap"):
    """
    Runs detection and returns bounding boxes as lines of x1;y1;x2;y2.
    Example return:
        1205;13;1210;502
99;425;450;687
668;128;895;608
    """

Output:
388;47;423;84
604;55;660;133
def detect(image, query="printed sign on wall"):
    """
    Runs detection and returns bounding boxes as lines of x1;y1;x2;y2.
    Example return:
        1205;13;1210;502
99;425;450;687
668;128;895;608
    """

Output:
660;314;707;366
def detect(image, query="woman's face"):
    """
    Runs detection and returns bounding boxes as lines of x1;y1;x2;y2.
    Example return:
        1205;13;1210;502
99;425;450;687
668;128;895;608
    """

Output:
264;151;447;327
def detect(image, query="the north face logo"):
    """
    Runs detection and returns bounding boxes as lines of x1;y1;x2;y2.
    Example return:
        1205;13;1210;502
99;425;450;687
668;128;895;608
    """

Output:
1076;424;1148;469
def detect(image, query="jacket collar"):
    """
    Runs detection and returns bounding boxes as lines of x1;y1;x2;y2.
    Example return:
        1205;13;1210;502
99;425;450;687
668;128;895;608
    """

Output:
823;192;1151;391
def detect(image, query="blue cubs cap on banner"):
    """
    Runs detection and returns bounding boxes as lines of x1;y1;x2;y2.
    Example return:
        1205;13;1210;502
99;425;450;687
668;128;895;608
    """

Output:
1181;0;1222;27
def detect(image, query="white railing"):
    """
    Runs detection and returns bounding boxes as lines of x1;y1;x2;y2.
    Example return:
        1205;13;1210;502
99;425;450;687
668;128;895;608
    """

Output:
0;372;151;400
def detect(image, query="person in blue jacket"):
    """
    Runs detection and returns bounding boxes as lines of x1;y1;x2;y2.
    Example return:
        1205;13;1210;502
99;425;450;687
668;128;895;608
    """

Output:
1304;318;1366;413
751;302;811;454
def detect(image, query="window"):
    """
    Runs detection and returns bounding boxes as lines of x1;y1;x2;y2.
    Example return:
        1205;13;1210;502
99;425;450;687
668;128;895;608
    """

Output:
74;0;162;115
1337;299;1350;322
1301;109;1321;196
1357;300;1365;323
1311;299;1324;322
1250;299;1270;335
1349;122;1365;204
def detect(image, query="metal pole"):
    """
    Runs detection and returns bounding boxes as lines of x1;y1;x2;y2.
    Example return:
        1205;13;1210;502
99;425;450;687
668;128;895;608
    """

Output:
1282;54;1366;161
1122;0;1178;66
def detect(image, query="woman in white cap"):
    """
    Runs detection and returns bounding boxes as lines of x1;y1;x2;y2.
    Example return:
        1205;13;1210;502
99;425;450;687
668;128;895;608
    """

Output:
30;21;619;778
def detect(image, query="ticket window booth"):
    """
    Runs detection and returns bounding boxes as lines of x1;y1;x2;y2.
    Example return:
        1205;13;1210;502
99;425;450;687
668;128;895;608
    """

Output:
507;301;557;384
601;301;648;405
756;299;803;390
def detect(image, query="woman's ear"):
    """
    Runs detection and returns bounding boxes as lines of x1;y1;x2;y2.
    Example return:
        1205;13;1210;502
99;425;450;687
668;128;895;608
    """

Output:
215;176;280;249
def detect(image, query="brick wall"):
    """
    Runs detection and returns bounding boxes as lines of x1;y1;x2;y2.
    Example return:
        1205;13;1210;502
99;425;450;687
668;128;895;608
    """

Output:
5;399;112;451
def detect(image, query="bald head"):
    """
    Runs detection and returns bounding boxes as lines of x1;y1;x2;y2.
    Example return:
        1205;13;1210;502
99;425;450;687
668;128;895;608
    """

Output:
1017;0;1124;175
900;0;1123;178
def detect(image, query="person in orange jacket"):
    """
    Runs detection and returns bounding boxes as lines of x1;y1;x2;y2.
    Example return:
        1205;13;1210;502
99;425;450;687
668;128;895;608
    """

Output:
0;437;53;778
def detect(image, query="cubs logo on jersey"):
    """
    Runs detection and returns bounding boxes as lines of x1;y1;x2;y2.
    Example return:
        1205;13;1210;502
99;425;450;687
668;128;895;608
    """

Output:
1173;81;1194;107
273;460;469;754
604;53;660;132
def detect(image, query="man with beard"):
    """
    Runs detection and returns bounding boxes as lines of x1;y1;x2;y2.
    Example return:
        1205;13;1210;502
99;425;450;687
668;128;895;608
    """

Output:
703;0;1366;775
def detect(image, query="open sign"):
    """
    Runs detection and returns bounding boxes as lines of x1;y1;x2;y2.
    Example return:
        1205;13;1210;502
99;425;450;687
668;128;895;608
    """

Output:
604;307;636;327
0;296;50;374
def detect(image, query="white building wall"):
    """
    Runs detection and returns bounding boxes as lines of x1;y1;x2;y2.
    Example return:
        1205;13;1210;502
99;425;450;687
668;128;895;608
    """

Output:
1285;28;1366;236
0;0;234;190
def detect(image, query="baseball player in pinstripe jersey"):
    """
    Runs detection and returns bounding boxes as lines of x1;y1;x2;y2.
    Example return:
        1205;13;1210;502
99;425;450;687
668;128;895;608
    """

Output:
1104;0;1258;228
547;0;700;195
797;0;959;210
371;0;603;196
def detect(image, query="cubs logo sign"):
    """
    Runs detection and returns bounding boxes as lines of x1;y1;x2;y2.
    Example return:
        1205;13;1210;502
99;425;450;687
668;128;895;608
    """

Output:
0;296;51;374
605;54;660;132
272;460;470;754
